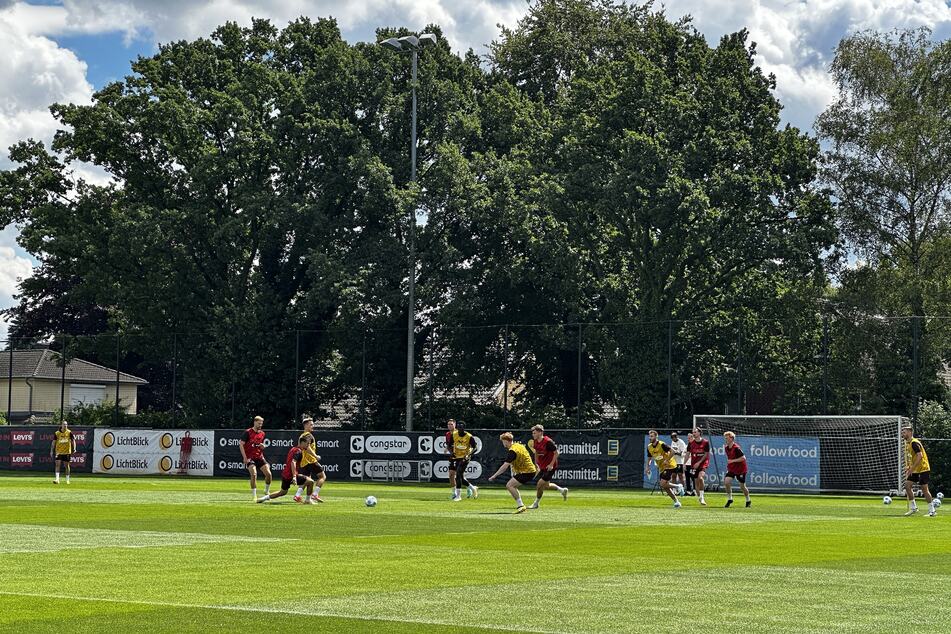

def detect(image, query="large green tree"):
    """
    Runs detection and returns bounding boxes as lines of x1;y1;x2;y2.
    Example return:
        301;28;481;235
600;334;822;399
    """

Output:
424;0;836;423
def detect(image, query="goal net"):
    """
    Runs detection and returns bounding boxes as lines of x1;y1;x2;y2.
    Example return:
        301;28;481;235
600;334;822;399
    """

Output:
694;415;906;494
357;459;432;483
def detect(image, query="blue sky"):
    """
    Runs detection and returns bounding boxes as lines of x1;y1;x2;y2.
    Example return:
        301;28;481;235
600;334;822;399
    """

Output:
1;0;951;341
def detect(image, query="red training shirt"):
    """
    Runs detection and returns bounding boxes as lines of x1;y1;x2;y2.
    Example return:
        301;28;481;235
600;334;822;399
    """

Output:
242;428;266;460
687;438;711;469
282;446;302;479
532;436;558;470
725;442;748;474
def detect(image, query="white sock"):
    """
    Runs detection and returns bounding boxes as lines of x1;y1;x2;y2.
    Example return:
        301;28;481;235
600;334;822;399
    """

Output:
515;495;524;507
745;494;750;501
454;488;460;497
54;472;60;481
313;486;321;497
295;487;304;497
532;498;540;507
66;475;70;482
252;488;257;498
264;484;270;494
699;493;705;501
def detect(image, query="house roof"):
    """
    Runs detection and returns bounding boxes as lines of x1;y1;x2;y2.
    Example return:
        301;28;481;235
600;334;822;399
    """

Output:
0;349;148;385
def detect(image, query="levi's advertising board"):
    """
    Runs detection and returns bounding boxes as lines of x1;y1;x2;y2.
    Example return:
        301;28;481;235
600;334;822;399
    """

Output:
212;429;644;486
0;426;93;472
92;429;214;476
642;434;820;491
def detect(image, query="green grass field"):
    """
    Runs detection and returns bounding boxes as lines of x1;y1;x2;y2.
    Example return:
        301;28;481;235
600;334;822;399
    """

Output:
1;474;950;633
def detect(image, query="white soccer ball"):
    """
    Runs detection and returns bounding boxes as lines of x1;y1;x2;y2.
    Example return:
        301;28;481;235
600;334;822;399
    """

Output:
365;495;378;507
937;492;944;500
883;496;892;505
933;497;942;508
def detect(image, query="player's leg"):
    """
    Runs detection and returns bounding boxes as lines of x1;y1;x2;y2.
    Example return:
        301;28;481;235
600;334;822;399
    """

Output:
904;475;918;515
920;472;935;515
448;459;457;496
311;468;326;502
63;457;71;483
260;461;272;494
738;475;750;506
724;474;734;507
247;463;259;500
507;476;527;512
452;460;472;502
259;477;291;503
53;457;61;484
695;469;706;505
661;473;680;506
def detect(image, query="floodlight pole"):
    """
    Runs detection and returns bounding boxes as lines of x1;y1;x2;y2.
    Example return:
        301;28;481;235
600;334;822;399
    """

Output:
407;45;418;433
380;33;436;432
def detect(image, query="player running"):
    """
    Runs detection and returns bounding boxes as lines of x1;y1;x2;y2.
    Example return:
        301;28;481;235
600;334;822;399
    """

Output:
444;419;457;498
449;422;479;501
297;418;327;503
527;424;568;508
687;428;710;506
51;420;76;484
258;435;315;504
644;430;681;508
488;432;537;513
723;431;751;507
239;416;272;502
902;426;936;517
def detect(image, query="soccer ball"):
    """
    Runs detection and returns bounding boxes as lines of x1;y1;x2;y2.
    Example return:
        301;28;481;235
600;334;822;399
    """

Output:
933;497;942;508
938;492;944;500
883;496;892;505
365;495;378;507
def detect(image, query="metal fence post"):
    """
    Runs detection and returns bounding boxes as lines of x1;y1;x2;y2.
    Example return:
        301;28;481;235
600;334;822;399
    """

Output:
821;315;829;415
7;338;13;420
576;323;583;428
912;316;920;422
667;320;673;426
60;333;66;418
294;330;300;424
360;331;367;431
115;333;121;425
502;325;510;423
171;333;177;417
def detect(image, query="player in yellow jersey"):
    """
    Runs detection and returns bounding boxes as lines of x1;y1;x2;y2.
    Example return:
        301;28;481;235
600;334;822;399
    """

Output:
644;430;681;508
50;421;76;484
901;426;936;517
449;422;479;501
488;432;537;513
296;418;327;503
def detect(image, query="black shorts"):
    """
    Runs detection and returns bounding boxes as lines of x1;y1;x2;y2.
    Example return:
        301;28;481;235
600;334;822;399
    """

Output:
660;469;677;482
280;475;307;490
908;471;931;485
673;465;684;474
513;472;535;484
447;457;458;470
690;466;708;478
55;454;71;463
538;468;557;482
247;457;267;470
725;471;746;483
302;463;324;477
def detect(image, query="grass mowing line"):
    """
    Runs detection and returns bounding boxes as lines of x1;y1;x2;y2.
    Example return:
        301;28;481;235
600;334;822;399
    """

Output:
0;523;292;554
0;590;568;634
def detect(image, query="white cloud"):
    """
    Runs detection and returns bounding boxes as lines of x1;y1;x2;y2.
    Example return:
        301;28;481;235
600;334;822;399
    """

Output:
661;0;951;130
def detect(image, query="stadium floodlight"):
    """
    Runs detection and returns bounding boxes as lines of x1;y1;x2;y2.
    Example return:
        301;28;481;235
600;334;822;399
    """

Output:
378;32;438;432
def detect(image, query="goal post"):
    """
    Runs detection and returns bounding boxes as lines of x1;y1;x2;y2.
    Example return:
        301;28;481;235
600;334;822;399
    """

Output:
693;415;906;494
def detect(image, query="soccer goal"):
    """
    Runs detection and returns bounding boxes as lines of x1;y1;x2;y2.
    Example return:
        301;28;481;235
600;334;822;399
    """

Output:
693;415;907;494
357;459;432;483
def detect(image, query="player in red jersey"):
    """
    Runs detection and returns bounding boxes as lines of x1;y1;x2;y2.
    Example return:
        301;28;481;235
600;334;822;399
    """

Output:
257;435;315;504
239;416;272;502
444;419;457;498
686;428;710;506
723;431;750;507
527;425;568;509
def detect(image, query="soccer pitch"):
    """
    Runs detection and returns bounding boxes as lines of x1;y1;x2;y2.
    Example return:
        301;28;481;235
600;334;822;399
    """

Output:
2;475;950;633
